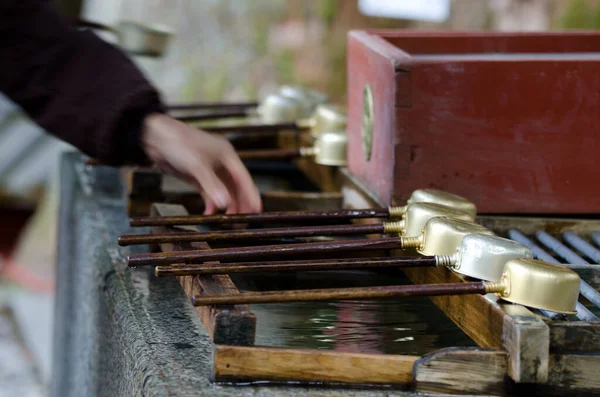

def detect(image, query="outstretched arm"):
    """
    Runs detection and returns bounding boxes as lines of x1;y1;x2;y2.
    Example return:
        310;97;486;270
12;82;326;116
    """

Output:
0;0;160;165
0;0;262;214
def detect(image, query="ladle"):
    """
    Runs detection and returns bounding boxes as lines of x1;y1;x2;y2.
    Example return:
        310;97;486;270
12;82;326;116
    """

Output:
236;128;346;166
200;103;346;138
155;233;532;282
129;188;476;227
85;105;344;167
190;259;580;314
120;202;472;246
177;93;301;123
177;86;330;123
126;216;494;267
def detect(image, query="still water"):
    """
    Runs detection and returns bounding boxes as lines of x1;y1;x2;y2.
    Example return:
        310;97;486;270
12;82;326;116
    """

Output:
232;269;476;356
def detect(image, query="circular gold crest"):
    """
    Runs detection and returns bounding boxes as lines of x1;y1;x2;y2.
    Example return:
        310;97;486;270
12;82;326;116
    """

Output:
362;84;374;161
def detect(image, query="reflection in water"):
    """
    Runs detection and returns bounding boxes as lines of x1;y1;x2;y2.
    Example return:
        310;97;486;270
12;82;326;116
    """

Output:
232;270;476;356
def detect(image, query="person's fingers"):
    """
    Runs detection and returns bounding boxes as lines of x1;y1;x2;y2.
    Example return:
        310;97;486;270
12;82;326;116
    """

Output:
203;197;217;215
188;159;232;212
222;155;262;213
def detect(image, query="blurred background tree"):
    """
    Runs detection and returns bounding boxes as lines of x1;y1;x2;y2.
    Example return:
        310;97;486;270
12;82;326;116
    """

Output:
79;0;588;107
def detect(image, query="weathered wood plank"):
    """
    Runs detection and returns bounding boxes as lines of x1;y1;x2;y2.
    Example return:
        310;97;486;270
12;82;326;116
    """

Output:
502;305;549;383
150;203;256;346
412;347;508;396
212;345;418;386
549;322;600;354
413;347;600;396
548;354;600;392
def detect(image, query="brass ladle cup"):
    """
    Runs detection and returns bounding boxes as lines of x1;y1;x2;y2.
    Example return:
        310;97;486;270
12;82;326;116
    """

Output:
173;87;329;123
129;188;477;227
189;258;581;315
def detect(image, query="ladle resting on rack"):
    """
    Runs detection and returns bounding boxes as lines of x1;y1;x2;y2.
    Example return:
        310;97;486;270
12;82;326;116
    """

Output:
171;86;327;124
190;258;580;315
126;216;493;266
129;188;477;227
86;100;347;167
236;127;346;165
199;102;346;138
120;202;472;246
155;233;532;283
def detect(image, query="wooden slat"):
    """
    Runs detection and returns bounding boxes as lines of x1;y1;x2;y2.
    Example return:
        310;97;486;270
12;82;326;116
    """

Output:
502;305;549;383
212;345;418;386
414;347;600;396
150;203;256;346
548;354;600;392
549;322;600;353
412;348;508;396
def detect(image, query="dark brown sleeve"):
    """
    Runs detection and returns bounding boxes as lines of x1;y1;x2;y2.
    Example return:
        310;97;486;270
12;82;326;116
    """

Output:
0;0;164;166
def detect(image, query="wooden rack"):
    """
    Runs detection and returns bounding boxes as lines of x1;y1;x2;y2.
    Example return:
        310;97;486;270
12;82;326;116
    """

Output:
121;166;600;396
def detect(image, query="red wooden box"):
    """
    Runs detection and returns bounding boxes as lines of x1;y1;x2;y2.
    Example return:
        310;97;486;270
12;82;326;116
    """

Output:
346;30;600;214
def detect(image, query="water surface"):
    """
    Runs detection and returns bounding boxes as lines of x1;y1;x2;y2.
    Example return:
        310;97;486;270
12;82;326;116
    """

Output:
232;269;476;356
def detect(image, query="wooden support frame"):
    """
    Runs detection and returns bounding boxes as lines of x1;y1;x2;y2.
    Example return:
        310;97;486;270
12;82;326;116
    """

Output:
150;203;256;346
502;305;549;383
211;343;600;395
340;167;600;388
122;165;600;394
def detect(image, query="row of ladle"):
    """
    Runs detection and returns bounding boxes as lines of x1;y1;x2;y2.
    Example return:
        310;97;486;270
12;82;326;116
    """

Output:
122;189;583;315
171;85;348;166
